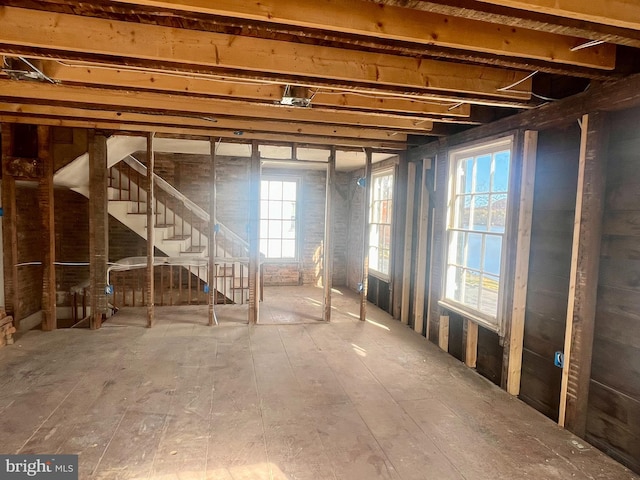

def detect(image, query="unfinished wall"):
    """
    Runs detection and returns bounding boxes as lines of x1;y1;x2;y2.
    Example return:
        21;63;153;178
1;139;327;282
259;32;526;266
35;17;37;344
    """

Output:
520;124;580;421
586;108;640;472
346;168;364;291
15;185;42;321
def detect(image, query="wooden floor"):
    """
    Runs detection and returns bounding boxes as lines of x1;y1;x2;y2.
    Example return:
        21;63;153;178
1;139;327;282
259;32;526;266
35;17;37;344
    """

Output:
0;286;636;479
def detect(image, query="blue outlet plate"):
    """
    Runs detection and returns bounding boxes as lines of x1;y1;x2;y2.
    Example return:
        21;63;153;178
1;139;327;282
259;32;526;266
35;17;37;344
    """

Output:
554;351;564;368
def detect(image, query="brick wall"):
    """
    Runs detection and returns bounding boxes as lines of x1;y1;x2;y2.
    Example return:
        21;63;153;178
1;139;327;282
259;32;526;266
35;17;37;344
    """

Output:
347;168;365;291
54;189;90;306
15;185;42;319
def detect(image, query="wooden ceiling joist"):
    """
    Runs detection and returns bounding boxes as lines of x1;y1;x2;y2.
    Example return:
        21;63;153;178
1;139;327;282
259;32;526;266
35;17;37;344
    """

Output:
476;0;640;31
0;6;534;100
37;61;473;119
0;102;408;142
0;81;434;132
110;0;615;69
0;114;405;150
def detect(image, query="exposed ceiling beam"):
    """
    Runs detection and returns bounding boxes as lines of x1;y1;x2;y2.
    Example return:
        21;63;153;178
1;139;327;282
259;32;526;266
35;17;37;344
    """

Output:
476;0;640;31
0;113;405;149
0;102;407;142
109;0;615;69
0;80;435;132
38;60;473;119
0;6;533;100
379;0;640;48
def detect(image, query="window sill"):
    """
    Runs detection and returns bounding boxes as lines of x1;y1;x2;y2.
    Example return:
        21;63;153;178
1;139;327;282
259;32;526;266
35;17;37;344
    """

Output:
437;300;500;334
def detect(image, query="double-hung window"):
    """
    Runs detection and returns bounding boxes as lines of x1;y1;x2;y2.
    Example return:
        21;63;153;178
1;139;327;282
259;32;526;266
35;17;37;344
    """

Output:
260;178;298;260
369;169;394;279
443;137;512;329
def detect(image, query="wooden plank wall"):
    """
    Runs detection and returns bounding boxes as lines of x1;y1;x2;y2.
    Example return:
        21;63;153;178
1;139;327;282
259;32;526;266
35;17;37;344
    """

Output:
586;108;640;473
519;124;581;421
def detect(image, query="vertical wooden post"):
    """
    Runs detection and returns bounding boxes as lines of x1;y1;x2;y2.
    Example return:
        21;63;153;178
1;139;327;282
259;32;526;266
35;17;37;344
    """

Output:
89;132;108;330
248;140;260;324
438;315;450;351
506;130;538;395
1;124;18;327
414;158;431;335
400;161;416;325
391;156;406;320
208;138;218;326
146;132;155;328
359;148;372;322
38;126;56;331
559;113;608;436
323;147;336;322
465;320;478;368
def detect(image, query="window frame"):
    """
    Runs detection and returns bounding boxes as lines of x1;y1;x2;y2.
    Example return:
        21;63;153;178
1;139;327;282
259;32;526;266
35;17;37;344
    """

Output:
368;167;395;281
259;175;300;263
440;136;514;332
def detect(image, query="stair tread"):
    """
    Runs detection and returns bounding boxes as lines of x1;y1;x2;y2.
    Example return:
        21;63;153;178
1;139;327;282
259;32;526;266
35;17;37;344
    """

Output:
165;235;191;241
155;223;175;228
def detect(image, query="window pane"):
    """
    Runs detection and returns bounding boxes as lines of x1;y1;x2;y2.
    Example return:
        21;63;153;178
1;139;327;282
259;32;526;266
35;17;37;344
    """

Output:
493;151;510;192
267;239;281;258
467;233;482;270
260;200;269;218
490;194;507;232
448;231;466;266
380;249;390;275
371;201;381;223
282;181;296;201
260;220;269;237
282;201;296;220
463;270;480;308
281;239;296;258
382;225;391;250
462;158;474;194
381;200;391;224
483;235;502;276
369;246;379;271
268;200;282;219
269;181;283;200
260;181;269;200
260;239;268;256
283;220;296;239
456;196;471;229
480;275;500;316
268;220;282;239
475;155;491;193
472;195;489;231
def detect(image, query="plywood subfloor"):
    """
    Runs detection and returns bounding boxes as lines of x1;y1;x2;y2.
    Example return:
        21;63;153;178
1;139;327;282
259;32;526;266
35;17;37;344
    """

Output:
0;287;636;479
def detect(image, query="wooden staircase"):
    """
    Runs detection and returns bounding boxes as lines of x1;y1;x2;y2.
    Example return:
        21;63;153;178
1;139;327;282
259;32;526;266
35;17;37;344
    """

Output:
107;155;250;304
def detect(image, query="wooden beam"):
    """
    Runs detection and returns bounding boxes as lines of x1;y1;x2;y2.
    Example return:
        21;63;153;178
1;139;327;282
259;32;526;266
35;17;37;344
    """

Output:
391;157;406;320
559;112;608;436
439;315;450;351
111;0;615;69
400;161;416;326
359;149;372;322
413;158;431;335
0;81;432;133
0;123;18;326
506;130;538;395
465;320;478;368
0;114;405;151
38;125;56;331
248;140;260;324
39;61;473;118
0;101;410;142
208;138;217;326
408;71;640;163
322;147;336;322
477;0;640;31
389;0;640;49
146;132;155;328
0;6;533;100
88;132;108;330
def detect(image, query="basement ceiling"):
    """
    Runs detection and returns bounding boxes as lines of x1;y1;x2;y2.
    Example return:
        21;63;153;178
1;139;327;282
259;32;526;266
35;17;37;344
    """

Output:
0;0;639;156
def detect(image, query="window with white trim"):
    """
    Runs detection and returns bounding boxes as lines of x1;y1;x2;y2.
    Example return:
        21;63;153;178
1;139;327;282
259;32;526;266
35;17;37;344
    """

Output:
444;138;512;327
260;178;297;260
369;169;394;278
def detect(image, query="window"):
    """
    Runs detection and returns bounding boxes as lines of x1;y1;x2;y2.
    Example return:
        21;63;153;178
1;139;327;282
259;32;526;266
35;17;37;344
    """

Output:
444;138;512;327
369;169;394;278
260;178;297;260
